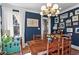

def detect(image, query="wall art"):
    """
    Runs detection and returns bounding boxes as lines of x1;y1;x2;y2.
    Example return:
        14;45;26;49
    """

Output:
72;15;78;21
54;17;59;23
53;24;57;30
66;19;71;23
73;22;78;26
75;9;79;15
27;18;39;27
59;22;65;29
75;27;79;33
67;28;73;32
60;19;64;22
66;22;71;27
60;13;68;19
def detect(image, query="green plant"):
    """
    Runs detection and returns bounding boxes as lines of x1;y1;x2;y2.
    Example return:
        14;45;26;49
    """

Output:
2;34;12;44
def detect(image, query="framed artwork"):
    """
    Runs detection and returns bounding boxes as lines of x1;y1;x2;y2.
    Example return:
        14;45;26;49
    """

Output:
53;24;57;30
72;15;78;21
69;12;73;17
73;22;78;26
66;19;71;23
27;18;39;27
75;28;79;33
60;19;64;22
67;28;73;32
54;17;59;23
59;22;65;29
75;9;79;15
66;22;71;27
60;13;68;19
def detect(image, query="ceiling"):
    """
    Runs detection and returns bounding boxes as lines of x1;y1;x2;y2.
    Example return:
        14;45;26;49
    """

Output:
9;3;79;13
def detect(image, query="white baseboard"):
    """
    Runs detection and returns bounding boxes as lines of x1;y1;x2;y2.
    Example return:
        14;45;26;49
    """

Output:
71;45;79;50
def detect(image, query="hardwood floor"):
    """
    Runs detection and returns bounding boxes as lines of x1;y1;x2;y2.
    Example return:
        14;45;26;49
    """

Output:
22;47;79;55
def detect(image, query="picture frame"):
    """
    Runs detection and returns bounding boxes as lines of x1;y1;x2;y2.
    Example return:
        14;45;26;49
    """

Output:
66;28;73;32
27;18;39;27
75;28;79;33
60;19;64;22
75;9;79;15
54;17;59;23
53;24;58;30
66;19;71;23
59;22;65;29
60;13;68;19
72;15;78;22
73;22;78;26
66;22;71;27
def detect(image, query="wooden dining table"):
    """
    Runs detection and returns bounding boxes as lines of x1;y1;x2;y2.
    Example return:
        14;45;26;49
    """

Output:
30;39;48;55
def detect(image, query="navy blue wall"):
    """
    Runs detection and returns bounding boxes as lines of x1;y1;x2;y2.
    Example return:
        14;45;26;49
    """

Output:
25;12;41;43
51;7;79;46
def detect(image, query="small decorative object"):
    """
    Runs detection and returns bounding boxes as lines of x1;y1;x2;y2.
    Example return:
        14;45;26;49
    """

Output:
67;33;72;36
67;28;73;32
66;22;71;27
27;18;39;27
60;19;63;22
70;12;73;17
66;19;72;27
75;9;79;15
54;17;59;23
73;22;78;25
60;13;68;19
75;28;79;33
72;15;78;21
47;34;52;43
59;22;65;29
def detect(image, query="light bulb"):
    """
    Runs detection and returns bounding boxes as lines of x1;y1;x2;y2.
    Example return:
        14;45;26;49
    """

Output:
48;14;51;17
41;5;46;11
53;4;59;9
51;7;55;12
55;10;60;15
47;3;52;7
57;10;60;14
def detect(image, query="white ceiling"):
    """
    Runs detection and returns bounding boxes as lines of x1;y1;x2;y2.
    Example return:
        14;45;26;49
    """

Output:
9;3;79;13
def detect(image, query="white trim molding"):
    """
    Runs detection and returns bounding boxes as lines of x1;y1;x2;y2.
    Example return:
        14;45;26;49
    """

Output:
71;45;79;50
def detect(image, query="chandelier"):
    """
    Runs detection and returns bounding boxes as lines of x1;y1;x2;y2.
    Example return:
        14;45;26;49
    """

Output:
40;3;61;17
